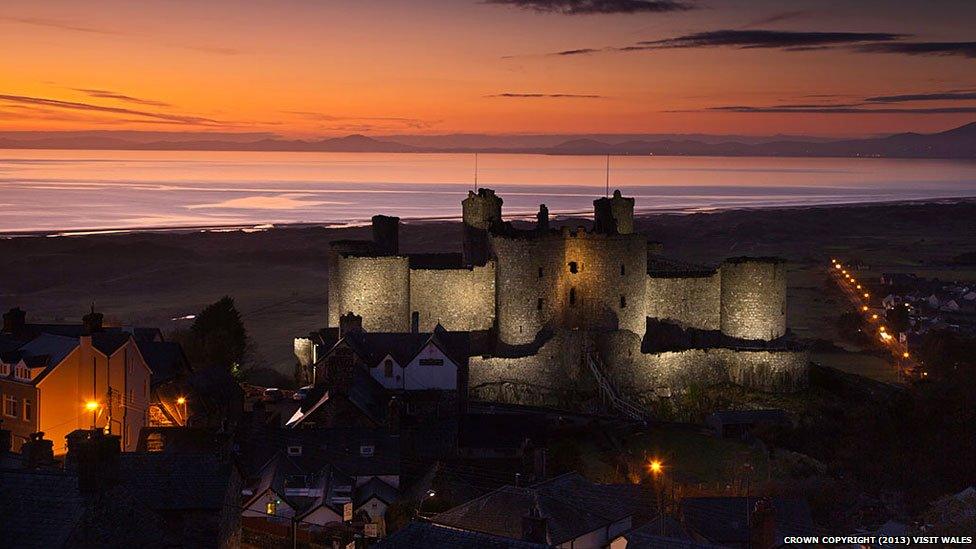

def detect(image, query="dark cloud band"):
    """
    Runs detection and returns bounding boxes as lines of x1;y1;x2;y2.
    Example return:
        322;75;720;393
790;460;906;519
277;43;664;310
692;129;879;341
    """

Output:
486;0;693;15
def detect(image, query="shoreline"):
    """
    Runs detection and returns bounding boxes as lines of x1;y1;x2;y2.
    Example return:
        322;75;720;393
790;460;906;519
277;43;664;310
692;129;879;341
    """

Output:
4;194;976;239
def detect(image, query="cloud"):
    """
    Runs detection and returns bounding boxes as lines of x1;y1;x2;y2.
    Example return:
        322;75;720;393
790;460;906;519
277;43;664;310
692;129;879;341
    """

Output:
485;92;604;98
637;29;907;50
853;41;976;59
0;93;221;125
0;16;122;35
485;0;693;15
865;91;976;103
699;105;976;114
553;48;604;56
743;10;815;27
72;88;172;107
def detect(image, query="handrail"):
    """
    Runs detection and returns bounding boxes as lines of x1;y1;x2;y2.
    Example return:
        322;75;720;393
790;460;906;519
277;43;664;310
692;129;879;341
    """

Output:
583;341;647;424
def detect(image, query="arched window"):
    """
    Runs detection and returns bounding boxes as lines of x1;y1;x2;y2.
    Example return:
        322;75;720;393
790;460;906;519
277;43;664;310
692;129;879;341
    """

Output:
568;261;578;274
620;264;626;276
620;295;627;309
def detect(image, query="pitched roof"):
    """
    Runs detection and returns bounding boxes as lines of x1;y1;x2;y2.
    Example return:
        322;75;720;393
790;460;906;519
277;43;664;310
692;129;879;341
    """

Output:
91;331;132;356
680;497;817;544
378;522;550;549
327;328;470;369
619;516;723;549
117;452;237;510
137;340;190;385
433;473;653;545
355;477;399;506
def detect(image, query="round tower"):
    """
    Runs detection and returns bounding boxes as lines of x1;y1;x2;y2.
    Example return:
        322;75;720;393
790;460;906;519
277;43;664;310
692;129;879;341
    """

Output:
371;215;400;256
720;257;787;341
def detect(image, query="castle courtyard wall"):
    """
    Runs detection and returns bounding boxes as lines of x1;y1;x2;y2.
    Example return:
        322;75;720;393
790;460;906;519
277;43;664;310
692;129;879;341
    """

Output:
409;263;496;332
645;273;721;331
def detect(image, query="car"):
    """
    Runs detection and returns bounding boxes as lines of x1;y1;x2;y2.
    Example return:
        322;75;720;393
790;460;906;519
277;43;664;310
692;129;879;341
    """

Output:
292;385;314;401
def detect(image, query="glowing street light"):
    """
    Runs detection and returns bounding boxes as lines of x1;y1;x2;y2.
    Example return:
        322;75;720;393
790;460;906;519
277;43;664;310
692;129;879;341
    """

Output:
862;306;869;311
863;293;870;298
85;401;99;411
176;396;186;405
872;314;879;320
902;352;910;358
648;459;663;475
835;264;842;270
856;285;862;290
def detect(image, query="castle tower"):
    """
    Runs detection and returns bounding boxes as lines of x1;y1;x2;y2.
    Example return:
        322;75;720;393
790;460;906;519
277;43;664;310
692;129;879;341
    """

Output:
371;215;400;256
720;257;787;341
536;204;549;232
593;190;634;235
462;188;503;266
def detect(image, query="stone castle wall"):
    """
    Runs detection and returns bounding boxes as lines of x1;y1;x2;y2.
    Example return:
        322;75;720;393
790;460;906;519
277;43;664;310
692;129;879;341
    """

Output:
409;262;496;332
720;258;788;341
645;273;721;331
492;229;648;345
599;330;808;396
332;255;411;332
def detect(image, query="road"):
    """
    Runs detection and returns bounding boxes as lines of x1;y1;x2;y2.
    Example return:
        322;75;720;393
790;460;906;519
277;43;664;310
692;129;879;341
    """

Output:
828;259;922;379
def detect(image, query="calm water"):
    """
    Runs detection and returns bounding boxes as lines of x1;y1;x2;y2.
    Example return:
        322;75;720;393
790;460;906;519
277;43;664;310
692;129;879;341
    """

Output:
2;149;975;234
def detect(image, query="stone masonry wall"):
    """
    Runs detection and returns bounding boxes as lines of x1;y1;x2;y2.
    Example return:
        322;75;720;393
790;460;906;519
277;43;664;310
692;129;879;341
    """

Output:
332;255;411;332
645;273;721;330
409;262;496;332
719;258;788;341
599;331;808;397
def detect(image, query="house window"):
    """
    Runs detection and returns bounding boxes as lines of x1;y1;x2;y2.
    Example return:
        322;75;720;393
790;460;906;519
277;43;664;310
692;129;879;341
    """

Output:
538;267;543;278
24;399;32;422
569;288;576;305
287;445;303;456
568;261;578;274
384;359;394;378
266;499;278;516
620;264;626;276
0;363;8;376
14;364;28;381
620;295;627;308
537;298;543;310
360;445;375;457
3;395;19;418
146;432;164;452
419;358;444;366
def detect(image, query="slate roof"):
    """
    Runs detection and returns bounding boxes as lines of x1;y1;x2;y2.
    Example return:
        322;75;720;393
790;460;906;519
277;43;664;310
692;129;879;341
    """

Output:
433;473;654;545
458;413;547;450
680;497;817;545
0;468;177;548
619;516;723;549
355;476;400;506
117;452;236;510
337;328;470;369
377;522;550;549
287;368;389;427
138;340;190;386
91;331;132;356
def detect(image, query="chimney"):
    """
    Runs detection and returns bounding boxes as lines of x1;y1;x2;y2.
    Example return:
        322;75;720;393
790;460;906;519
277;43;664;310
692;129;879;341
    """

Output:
749;498;777;549
82;306;103;335
66;429;121;495
521;497;549;544
2;307;26;334
339;312;363;337
22;431;55;468
0;423;11;454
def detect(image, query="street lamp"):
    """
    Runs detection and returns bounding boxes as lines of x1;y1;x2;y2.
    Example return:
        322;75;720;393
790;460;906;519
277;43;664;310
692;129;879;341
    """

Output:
176;396;188;425
85;400;99;428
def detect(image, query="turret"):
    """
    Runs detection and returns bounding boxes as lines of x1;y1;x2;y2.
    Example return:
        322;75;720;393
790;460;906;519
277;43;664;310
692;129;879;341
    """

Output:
371;215;400;256
462;188;503;265
593;190;634;235
536;204;549;232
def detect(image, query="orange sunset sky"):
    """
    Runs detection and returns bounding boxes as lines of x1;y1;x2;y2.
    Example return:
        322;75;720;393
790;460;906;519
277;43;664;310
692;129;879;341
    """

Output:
2;0;975;137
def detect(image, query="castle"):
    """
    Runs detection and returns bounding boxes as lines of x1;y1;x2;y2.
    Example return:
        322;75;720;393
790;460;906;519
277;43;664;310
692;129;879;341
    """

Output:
308;188;807;410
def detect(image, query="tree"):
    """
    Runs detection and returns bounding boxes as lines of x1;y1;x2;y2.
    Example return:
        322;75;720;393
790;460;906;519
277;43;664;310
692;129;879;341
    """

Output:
885;303;911;335
177;296;250;376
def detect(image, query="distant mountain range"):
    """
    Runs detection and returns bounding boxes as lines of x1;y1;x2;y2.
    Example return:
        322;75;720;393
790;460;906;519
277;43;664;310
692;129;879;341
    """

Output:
1;121;974;158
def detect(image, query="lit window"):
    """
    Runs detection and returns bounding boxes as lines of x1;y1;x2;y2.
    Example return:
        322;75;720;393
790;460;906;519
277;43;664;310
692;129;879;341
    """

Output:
24;399;32;422
266;499;278;515
568;261;578;274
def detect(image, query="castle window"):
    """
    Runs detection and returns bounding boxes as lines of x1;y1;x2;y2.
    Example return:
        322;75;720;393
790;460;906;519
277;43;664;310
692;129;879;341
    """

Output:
538;267;543;278
568;261;578;274
384;359;394;378
569;288;576;305
620;295;627;308
537;298;544;310
620;264;626;276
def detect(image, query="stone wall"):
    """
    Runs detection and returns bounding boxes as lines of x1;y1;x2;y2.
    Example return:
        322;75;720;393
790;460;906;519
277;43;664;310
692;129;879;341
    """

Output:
645;273;721;330
491;229;648;345
467;330;585;406
599;331;808;397
332;255;411;332
719;258;788;341
409;262;496;332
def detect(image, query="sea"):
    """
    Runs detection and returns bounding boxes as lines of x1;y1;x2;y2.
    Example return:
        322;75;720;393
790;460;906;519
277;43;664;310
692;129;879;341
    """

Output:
1;149;975;235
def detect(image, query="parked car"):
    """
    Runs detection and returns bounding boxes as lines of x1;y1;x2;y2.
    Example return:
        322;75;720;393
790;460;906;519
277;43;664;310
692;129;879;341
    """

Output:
262;387;284;402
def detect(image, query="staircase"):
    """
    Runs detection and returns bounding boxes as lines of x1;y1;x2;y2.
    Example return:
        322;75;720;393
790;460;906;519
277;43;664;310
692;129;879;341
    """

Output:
583;341;648;424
